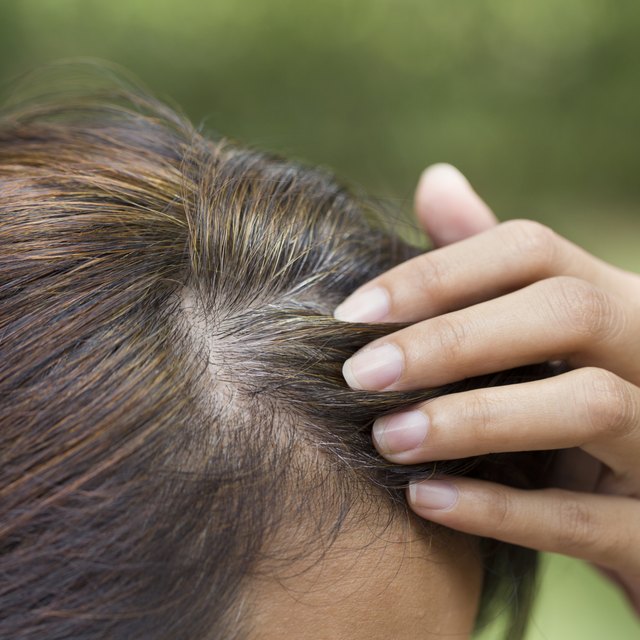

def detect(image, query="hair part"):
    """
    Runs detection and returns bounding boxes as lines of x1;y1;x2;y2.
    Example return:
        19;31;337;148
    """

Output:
0;63;555;639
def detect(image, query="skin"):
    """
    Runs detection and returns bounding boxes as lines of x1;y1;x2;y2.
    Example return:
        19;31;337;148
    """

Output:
249;512;483;640
334;163;640;616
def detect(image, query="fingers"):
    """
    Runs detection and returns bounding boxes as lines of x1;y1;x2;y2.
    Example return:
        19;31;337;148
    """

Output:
414;164;498;248
406;477;640;577
334;219;630;324
342;276;635;391
372;368;640;482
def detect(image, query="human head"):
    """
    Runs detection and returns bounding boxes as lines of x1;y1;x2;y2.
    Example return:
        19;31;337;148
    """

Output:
0;64;553;639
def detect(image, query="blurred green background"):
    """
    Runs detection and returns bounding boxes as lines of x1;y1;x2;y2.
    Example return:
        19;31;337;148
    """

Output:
1;1;638;638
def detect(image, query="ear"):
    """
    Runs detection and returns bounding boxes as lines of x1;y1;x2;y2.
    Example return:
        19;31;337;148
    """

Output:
414;164;498;247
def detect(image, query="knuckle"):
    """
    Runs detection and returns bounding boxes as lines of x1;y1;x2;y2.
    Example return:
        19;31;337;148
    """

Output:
413;252;447;299
543;276;616;339
553;496;599;551
502;219;559;275
577;368;637;440
550;494;621;561
482;486;513;532
432;315;469;364
460;392;499;440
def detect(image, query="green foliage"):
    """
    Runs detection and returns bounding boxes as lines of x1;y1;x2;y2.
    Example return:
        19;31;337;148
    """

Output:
2;0;640;217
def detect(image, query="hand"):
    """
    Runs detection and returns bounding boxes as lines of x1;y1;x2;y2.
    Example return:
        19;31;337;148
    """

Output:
334;164;640;615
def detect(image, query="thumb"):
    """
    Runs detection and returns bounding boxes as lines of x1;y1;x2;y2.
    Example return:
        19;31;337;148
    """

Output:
415;163;498;247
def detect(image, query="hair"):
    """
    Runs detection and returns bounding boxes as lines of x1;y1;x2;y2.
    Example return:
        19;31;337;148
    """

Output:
0;64;556;639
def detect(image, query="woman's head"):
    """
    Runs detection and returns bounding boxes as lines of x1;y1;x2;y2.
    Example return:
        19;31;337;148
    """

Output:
0;65;552;639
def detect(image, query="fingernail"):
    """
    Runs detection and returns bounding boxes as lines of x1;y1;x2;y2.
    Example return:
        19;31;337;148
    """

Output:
409;481;458;511
373;411;429;453
334;286;390;322
342;343;403;390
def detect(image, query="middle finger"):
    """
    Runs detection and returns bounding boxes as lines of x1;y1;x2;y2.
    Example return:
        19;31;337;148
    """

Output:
342;276;632;391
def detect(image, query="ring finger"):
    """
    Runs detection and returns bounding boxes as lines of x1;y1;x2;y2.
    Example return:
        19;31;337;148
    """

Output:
372;367;640;484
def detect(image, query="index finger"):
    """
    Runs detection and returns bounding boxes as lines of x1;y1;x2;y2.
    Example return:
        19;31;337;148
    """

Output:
334;219;630;324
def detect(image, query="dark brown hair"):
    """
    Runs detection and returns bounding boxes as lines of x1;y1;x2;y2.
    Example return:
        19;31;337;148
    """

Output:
0;64;554;639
